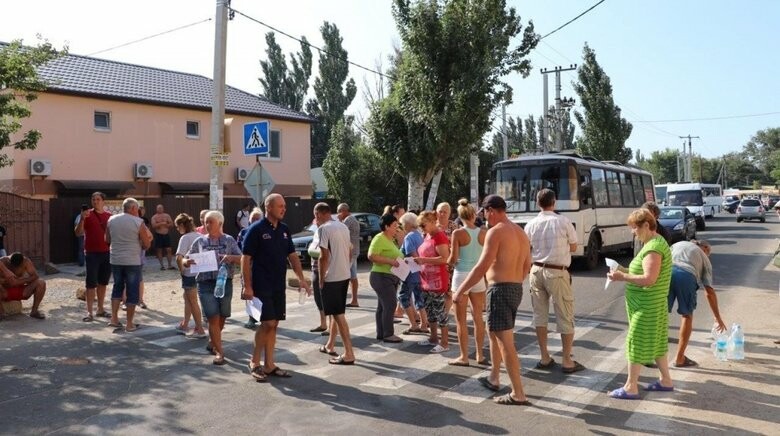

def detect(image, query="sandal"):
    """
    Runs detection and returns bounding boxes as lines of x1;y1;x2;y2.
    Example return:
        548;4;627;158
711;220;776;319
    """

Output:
561;361;586;374
264;366;292;378
429;344;449;353
95;312;110;318
29;312;46;320
213;356;226;365
402;327;426;335
248;363;267;382
328;355;355;365
309;326;327;333
534;358;556;370
319;346;338;356
494;393;532;406
82;315;94;322
107;321;124;328
673;356;698;368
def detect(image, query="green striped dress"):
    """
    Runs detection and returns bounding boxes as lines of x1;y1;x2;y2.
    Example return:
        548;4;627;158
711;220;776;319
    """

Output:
625;235;672;363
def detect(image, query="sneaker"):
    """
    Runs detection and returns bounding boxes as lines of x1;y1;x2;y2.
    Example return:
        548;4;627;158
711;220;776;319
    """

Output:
175;324;189;335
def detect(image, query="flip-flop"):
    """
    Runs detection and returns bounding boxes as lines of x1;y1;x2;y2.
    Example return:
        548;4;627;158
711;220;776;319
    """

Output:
309;326;327;332
107;322;124;328
319;346;338;356
328;356;355;365
29;312;46;320
562;361;586;374
264;366;292;378
402;328;426;335
478;376;499;392
494;393;532;406
125;324;141;332
345;303;360;308
477;358;490;366
95;312;110;318
644;380;674;392
673;356;698;368
82;315;94;322
534;358;556;370
608;388;640;400
448;360;470;367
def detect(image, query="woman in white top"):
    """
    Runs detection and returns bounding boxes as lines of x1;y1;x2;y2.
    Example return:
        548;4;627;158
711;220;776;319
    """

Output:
174;213;207;338
448;199;487;366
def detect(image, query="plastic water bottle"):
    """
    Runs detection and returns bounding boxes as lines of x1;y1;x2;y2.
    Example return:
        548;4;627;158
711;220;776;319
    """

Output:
298;288;307;305
214;264;228;298
714;332;728;361
728;324;745;360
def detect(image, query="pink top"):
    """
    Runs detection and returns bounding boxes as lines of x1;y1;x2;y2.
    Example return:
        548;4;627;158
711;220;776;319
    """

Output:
419;231;449;293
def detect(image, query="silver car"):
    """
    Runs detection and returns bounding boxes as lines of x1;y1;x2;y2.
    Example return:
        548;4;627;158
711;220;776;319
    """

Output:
736;198;765;223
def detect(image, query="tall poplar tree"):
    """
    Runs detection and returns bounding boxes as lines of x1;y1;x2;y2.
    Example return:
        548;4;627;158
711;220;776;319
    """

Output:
572;43;632;163
258;32;312;112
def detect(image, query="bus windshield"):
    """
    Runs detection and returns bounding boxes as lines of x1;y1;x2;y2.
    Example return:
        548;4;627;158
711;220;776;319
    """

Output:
668;190;703;207
493;162;579;212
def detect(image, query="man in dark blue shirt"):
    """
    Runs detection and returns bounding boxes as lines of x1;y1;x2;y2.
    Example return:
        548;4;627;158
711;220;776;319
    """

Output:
241;194;310;382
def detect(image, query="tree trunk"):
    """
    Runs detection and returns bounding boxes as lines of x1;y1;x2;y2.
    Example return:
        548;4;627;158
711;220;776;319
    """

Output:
407;173;428;211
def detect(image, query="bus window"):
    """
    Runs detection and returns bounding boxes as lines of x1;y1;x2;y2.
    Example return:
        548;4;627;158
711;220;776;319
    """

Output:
668;190;703;207
641;175;655;202
591;168;608;206
606;171;622;206
619;173;634;206
578;169;593;207
633;176;645;206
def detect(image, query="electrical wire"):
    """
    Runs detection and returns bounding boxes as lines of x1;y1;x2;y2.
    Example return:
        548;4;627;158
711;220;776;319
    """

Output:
541;0;606;40
230;7;392;80
86;18;212;56
634;111;780;123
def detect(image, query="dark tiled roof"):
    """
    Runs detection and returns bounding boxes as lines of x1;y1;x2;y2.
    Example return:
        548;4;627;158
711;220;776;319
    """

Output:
35;51;315;123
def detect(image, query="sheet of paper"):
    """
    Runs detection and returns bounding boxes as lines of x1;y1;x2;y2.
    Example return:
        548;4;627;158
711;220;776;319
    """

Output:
188;251;218;273
405;257;422;273
391;257;410;281
245;297;263;320
604;257;619;290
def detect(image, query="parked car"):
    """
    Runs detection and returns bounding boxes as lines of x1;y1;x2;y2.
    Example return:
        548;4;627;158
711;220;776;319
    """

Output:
736;198;765;223
722;195;740;214
658;207;697;243
292;212;382;264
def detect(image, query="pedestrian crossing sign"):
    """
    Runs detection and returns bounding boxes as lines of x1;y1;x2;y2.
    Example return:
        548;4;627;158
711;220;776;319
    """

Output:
243;120;269;156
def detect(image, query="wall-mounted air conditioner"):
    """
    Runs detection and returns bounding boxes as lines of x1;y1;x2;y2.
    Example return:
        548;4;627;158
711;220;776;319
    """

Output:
30;159;52;177
134;163;153;179
236;167;250;182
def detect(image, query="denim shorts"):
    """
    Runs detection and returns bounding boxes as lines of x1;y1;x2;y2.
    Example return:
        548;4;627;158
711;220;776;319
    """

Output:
668;266;698;315
198;279;233;319
181;274;197;289
110;264;142;305
399;276;424;310
349;257;358;279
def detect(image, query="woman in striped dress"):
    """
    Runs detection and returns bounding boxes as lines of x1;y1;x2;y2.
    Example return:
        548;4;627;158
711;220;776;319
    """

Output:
607;208;674;399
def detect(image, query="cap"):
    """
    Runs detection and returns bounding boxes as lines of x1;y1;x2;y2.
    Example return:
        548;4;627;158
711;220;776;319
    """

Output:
481;194;507;210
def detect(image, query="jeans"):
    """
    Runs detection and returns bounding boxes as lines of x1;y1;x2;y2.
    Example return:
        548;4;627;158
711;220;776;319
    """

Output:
110;264;142;305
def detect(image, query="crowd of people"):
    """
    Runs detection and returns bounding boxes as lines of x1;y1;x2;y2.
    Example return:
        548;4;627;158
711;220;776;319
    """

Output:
0;189;728;407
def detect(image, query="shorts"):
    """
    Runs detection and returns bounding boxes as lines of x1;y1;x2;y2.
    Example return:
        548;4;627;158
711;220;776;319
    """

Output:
529;265;574;334
486;282;523;332
154;233;171;249
4;285;27;301
198;279;233;318
110;265;142;306
257;291;286;321
451;269;486;294
322;279;349;316
668;266;698;315
181;275;197;289
350;257;358;279
423;290;448;326
399;276;424;310
85;252;111;288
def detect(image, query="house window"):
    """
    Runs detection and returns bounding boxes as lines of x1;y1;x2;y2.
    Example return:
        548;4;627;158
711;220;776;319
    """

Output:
186;121;199;138
260;130;281;159
94;111;110;130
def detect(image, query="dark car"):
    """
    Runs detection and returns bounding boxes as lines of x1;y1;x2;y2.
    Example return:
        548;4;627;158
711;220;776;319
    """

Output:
292;212;382;264
722;195;740;214
658;207;697;243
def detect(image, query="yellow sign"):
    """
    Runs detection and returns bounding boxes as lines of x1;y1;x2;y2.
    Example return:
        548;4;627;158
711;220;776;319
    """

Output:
213;160;229;167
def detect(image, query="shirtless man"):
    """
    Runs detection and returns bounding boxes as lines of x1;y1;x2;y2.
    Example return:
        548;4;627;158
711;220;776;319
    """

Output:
151;204;175;270
454;194;532;406
0;252;47;320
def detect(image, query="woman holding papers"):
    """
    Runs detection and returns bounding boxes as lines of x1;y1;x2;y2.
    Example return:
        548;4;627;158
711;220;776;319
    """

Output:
184;211;242;365
414;211;451;353
367;214;404;343
606;209;673;399
398;212;429;335
174;213;207;339
448;199;487;366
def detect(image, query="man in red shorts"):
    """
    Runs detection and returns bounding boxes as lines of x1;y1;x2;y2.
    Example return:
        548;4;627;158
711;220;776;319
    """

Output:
0;252;47;320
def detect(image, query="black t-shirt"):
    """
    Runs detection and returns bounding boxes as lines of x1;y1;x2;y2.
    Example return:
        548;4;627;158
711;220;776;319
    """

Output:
656;219;672;244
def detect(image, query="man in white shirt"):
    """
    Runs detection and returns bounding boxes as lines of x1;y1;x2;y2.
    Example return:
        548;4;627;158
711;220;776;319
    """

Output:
524;189;584;374
315;203;356;365
337;203;361;307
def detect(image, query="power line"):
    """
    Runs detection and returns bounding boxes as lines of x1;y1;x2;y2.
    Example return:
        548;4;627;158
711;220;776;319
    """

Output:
87;18;212;56
634;111;780;123
230;7;392;80
541;0;606;40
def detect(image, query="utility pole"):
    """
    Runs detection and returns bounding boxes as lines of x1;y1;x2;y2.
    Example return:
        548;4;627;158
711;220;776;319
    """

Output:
502;103;508;160
679;134;700;182
540;65;577;152
209;0;230;211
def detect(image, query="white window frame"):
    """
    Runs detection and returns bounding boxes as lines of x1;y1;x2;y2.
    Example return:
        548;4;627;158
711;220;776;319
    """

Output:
94;111;111;131
186;120;200;139
258;129;282;161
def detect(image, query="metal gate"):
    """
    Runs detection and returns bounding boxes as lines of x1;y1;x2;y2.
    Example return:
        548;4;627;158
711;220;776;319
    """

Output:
0;192;48;266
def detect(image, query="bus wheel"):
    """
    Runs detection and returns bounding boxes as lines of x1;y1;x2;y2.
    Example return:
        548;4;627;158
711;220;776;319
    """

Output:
584;235;600;270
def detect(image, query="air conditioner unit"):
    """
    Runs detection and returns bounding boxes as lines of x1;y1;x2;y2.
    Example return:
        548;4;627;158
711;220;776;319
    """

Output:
134;163;153;179
30;159;52;177
236;167;250;182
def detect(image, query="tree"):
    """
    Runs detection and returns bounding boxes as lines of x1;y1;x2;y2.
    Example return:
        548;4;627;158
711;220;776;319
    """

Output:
258;32;312;112
0;39;63;168
743;127;780;182
522;115;539;152
367;0;538;210
637;148;680;184
490;115;523;157
307;22;357;168
572;43;632;163
547;107;576;150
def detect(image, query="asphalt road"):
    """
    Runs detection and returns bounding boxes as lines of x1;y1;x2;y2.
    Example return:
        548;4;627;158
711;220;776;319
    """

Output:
1;213;778;435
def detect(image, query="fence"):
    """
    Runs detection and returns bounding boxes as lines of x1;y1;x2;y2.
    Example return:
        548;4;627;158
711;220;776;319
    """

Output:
0;192;48;266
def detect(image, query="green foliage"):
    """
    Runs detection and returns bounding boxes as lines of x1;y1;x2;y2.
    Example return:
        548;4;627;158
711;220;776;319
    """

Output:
307;22;357;168
490;116;523;157
368;0;538;209
547;107;576;150
637;148;680;184
743;127;780;183
258;32;312;112
522;115;539;152
572;43;632;163
0;39;64;168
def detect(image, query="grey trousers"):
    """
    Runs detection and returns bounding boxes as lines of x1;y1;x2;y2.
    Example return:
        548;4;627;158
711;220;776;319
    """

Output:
370;271;400;339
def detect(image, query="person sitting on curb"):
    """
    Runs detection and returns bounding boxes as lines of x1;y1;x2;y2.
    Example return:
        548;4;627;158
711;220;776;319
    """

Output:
0;252;47;320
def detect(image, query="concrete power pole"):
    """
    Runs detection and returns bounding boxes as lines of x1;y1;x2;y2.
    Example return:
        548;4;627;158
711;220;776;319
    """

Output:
209;0;229;211
679;134;700;182
502;103;508;160
541;65;577;152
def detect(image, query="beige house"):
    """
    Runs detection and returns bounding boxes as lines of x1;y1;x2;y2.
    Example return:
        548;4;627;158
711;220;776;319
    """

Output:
1;51;314;199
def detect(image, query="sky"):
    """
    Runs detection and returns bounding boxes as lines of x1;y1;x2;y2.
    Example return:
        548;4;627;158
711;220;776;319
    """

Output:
2;0;779;159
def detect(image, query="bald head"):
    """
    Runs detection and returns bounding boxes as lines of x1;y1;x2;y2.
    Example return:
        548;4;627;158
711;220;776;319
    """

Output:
264;193;286;223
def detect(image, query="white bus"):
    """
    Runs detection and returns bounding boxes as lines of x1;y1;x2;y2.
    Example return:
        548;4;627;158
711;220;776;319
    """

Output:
490;151;656;270
666;183;722;229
